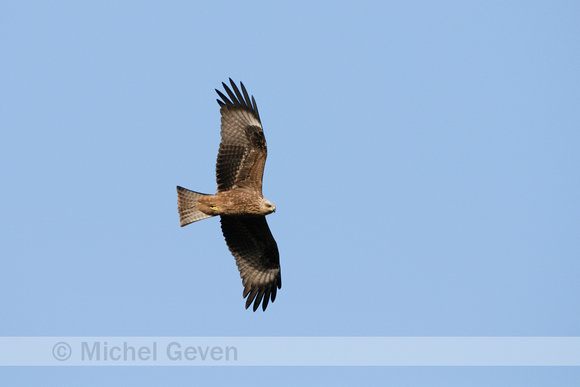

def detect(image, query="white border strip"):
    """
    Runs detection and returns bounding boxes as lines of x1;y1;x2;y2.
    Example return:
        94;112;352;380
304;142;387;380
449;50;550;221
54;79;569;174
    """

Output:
1;337;579;366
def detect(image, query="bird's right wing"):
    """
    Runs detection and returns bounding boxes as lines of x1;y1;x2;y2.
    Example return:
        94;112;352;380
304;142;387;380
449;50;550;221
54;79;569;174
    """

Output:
220;215;281;311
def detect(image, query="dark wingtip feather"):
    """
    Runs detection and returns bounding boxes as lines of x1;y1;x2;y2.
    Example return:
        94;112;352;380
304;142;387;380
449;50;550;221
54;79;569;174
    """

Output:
215;89;232;106
229;78;245;103
245;288;258;310
262;294;270;311
222;81;238;103
243;284;279;312
240;82;252;107
251;96;260;121
252;289;265;312
215;79;260;122
270;286;277;302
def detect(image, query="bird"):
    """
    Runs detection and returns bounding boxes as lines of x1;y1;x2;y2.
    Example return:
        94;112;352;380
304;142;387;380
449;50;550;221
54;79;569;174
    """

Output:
177;79;281;311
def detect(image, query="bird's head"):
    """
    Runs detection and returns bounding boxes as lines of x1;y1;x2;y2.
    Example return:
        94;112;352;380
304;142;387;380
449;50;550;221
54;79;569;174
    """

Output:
260;198;276;215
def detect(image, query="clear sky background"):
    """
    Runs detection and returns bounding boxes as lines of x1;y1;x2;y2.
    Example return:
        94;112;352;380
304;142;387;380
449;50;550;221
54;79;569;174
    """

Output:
1;1;579;385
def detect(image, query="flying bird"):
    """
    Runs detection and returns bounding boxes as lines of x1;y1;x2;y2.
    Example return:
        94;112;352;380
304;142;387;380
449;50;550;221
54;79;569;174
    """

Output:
177;79;281;311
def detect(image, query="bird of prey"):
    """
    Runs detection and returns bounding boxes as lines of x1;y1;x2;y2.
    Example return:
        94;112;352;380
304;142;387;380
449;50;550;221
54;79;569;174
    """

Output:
177;79;281;311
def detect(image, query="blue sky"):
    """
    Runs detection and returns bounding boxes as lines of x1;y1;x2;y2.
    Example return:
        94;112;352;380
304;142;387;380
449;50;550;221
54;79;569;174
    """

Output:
1;1;579;385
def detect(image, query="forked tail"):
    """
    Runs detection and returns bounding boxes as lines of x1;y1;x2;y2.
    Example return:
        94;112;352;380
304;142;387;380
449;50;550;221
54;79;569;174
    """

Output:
176;186;214;227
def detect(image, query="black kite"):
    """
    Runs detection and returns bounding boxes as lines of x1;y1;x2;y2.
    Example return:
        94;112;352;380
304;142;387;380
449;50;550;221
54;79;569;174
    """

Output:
177;79;281;311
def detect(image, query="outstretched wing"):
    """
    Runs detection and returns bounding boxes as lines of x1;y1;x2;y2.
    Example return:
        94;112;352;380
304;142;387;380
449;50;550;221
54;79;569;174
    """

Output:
215;79;267;193
220;215;281;311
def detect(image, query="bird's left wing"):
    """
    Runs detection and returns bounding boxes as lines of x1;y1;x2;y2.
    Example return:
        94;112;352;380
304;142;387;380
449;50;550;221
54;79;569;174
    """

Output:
215;79;268;193
220;215;281;311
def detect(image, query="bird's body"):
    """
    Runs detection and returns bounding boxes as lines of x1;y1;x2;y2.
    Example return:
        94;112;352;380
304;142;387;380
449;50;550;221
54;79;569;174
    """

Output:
177;79;281;311
197;189;275;217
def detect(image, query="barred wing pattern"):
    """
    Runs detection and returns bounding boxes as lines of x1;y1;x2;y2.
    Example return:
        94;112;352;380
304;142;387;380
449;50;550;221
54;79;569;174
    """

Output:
220;215;281;311
215;79;267;193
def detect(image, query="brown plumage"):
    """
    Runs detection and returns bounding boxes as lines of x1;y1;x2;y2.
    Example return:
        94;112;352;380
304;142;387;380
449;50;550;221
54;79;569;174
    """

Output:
177;79;281;311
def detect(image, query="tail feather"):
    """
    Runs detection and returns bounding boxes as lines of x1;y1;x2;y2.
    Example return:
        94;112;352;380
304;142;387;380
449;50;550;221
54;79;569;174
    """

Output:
177;186;214;227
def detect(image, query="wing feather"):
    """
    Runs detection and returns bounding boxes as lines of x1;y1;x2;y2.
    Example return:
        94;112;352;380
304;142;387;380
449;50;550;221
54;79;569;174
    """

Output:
229;79;246;106
241;83;252;108
215;79;267;192
220;216;281;311
215;89;231;107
